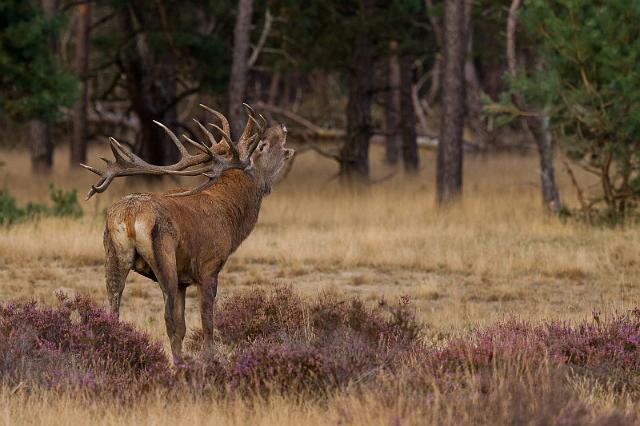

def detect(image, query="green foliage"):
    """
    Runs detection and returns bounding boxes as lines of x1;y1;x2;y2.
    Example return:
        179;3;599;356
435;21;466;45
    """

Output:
0;191;23;226
0;185;82;226
481;92;521;127
47;184;83;217
0;0;78;120
516;0;640;220
273;0;433;72
92;0;236;95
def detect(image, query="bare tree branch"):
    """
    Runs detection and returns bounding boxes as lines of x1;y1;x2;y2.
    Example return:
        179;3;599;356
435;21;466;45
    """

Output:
301;134;342;162
563;160;587;210
248;8;273;68
254;102;345;139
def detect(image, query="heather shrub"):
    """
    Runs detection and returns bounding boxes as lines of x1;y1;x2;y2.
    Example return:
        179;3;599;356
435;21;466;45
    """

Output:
544;310;640;391
0;293;170;397
5;284;640;419
186;285;306;352
1;287;422;399
310;294;421;348
412;363;636;425
185;286;422;395
404;309;640;397
173;351;228;392
231;339;331;395
310;295;421;386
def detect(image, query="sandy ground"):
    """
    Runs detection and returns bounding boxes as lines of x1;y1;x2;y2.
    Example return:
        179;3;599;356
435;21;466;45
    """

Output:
2;258;639;348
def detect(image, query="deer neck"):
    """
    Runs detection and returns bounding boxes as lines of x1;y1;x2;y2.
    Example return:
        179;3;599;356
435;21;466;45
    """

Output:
237;171;266;243
201;169;267;248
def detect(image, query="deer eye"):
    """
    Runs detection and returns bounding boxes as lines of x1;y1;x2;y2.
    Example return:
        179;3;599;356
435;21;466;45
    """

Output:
258;142;266;152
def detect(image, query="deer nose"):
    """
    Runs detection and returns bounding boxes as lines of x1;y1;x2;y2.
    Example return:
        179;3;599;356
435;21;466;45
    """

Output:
280;123;287;133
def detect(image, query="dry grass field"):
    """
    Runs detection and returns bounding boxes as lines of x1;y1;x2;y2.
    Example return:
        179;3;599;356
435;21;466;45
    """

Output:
2;143;640;424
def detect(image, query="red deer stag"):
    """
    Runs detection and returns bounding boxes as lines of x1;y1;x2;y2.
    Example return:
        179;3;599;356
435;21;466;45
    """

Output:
81;104;294;359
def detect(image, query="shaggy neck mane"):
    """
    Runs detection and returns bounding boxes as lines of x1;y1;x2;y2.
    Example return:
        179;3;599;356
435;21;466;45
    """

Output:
196;169;267;248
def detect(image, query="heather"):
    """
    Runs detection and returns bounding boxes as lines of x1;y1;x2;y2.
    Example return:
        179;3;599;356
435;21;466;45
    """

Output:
414;309;640;392
0;293;169;398
2;287;640;422
184;287;422;395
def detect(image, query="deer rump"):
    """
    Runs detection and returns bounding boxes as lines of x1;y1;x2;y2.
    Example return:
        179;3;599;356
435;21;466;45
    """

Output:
104;168;262;287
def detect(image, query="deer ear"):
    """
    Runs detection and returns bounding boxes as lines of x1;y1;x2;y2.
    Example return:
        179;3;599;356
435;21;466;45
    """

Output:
284;148;294;159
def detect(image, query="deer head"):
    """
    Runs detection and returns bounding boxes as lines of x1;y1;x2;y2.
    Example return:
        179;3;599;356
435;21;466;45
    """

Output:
251;124;294;194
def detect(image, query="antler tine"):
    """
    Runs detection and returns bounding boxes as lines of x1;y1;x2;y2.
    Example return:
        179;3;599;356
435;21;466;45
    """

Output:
242;103;265;134
244;133;261;160
167;177;216;197
239;103;267;161
199;104;230;136
153;120;219;171
82;109;260;199
247;114;263;133
192;119;218;148
82;126;214;199
258;113;267;131
109;137;133;161
84;175;113;200
242;102;255;115
108;137;158;169
168;155;247;197
209;123;242;163
181;134;212;155
182;134;226;164
240;103;257;142
85;187;97;200
162;165;214;176
154;120;188;156
79;162;101;175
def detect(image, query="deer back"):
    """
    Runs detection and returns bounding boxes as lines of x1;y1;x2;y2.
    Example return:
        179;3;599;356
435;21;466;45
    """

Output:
106;169;263;279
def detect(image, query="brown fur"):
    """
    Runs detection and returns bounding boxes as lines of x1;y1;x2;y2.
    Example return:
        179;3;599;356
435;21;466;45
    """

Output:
124;211;136;239
102;125;293;360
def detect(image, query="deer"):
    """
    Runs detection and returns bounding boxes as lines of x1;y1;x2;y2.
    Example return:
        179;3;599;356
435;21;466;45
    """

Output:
81;104;294;360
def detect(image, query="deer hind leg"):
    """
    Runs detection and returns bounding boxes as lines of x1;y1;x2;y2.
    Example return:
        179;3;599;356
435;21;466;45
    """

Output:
136;224;183;361
104;229;134;317
175;285;187;349
199;274;219;352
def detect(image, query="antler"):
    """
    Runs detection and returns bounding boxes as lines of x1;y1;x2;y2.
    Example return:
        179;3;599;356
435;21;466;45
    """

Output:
238;103;267;160
81;105;262;200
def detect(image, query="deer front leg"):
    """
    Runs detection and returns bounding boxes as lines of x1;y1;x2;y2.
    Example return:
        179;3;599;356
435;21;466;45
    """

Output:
175;285;187;350
199;274;218;352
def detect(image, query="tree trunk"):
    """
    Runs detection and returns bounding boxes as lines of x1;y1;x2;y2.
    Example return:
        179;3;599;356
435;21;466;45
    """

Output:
463;5;492;148
158;58;179;165
437;0;468;204
30;120;53;173
340;36;374;183
400;55;418;173
385;42;401;165
267;72;281;105
507;0;562;212
526;116;562;211
70;1;91;167
31;0;59;174
118;3;177;166
228;0;254;138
